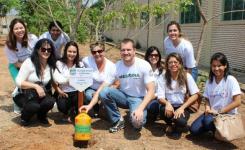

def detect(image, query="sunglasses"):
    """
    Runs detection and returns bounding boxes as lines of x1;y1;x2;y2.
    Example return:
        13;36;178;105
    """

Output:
150;54;159;57
91;49;104;55
40;47;52;53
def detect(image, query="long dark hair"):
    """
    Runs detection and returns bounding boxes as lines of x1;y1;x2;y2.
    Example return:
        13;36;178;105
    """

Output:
165;52;186;90
31;38;57;78
6;18;28;51
60;41;81;67
144;46;163;75
209;52;230;83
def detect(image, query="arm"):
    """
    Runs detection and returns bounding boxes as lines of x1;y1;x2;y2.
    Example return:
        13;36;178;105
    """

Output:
79;82;109;113
52;82;68;98
219;94;241;113
13;61;22;69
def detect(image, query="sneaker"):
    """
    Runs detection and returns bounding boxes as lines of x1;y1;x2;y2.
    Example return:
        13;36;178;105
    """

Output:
20;119;30;126
109;118;125;133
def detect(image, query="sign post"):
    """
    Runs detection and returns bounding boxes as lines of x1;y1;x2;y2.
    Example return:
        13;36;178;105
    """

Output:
69;68;93;108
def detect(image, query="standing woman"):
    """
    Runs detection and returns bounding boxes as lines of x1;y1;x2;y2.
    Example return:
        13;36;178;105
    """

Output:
144;46;164;121
164;21;198;81
54;41;84;122
4;18;38;81
157;53;199;139
15;38;67;126
190;52;241;136
82;42;116;116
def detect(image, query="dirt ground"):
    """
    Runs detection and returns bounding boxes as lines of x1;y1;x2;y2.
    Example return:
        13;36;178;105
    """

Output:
0;39;245;150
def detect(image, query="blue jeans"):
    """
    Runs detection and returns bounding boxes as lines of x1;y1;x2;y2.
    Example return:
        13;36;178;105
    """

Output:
99;87;147;129
191;67;198;82
84;88;96;104
146;99;160;121
190;113;215;135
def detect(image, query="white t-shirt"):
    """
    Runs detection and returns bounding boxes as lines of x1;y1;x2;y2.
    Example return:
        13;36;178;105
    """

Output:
15;58;68;88
4;34;38;64
153;69;165;97
106;57;155;97
203;75;241;114
39;31;70;58
83;56;116;90
157;73;199;107
56;60;84;92
164;36;196;68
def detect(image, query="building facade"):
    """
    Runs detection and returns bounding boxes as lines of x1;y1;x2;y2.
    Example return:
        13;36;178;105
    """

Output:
104;0;245;72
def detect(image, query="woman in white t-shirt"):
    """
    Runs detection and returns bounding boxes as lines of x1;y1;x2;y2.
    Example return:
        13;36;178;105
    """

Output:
82;42;116;117
54;41;84;122
157;52;199;139
190;52;241;136
4;18;38;81
144;46;164;121
164;21;198;82
14;38;67;126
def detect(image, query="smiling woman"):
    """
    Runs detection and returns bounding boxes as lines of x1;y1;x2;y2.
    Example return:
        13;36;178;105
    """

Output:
13;38;68;126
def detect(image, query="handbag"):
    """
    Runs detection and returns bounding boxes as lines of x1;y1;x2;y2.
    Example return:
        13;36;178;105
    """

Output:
214;113;245;142
184;76;201;113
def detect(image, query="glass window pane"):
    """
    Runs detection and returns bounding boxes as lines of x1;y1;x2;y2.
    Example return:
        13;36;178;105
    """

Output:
232;0;243;20
223;0;232;20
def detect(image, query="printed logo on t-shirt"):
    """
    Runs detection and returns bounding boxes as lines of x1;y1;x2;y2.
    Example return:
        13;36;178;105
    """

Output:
210;88;228;99
119;73;140;79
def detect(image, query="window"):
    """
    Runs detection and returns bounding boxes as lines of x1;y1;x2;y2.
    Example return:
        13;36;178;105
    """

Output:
223;0;245;21
155;15;162;25
180;0;201;24
140;12;149;27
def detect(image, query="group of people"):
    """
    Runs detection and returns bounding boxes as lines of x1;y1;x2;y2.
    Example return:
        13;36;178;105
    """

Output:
4;18;242;140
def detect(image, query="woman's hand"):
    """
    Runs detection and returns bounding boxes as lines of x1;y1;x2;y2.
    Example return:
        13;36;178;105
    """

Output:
35;84;46;98
205;108;218;115
174;107;185;119
165;101;174;117
57;88;68;98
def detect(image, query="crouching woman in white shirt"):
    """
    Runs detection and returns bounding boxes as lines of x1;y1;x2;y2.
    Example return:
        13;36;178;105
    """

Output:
15;38;67;126
157;52;199;139
190;52;241;136
54;41;84;122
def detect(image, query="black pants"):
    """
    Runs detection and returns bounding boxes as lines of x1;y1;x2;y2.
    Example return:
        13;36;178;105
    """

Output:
21;95;55;121
55;91;78;117
159;105;190;128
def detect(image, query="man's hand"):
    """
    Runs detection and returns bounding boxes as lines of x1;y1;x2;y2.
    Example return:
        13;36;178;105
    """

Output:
165;101;174;117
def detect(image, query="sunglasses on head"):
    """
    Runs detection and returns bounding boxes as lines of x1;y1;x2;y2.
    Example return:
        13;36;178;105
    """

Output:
40;47;52;53
91;49;104;55
150;54;159;57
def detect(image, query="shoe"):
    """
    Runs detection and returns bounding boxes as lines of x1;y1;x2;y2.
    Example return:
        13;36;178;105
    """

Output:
109;118;125;133
20;119;30;126
39;118;50;124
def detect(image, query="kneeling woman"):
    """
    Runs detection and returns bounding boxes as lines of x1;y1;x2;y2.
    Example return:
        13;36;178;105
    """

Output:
54;41;84;122
157;53;199;138
190;52;241;135
15;38;67;126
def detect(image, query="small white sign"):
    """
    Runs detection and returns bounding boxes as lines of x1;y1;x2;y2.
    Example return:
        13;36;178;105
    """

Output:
69;68;93;92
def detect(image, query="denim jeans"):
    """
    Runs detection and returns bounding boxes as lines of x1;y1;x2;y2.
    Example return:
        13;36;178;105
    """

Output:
191;67;198;82
159;105;190;127
84;88;96;104
99;87;147;129
190;113;215;135
146;99;160;121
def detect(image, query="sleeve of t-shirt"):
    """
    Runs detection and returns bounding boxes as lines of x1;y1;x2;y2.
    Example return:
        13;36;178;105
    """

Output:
38;32;47;40
184;41;196;68
163;36;169;55
15;58;33;87
229;76;241;96
4;45;18;63
157;75;165;99
53;68;69;84
63;32;70;43
28;34;38;50
105;61;116;84
186;73;199;95
142;61;155;84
